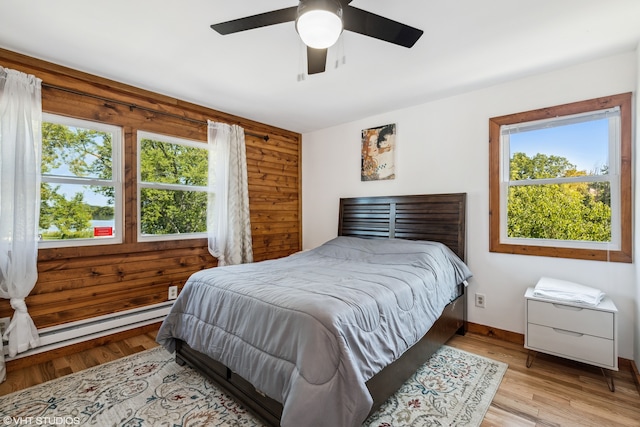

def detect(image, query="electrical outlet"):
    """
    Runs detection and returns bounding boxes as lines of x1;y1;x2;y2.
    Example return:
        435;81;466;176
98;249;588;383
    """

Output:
475;293;486;308
0;317;10;337
168;286;178;300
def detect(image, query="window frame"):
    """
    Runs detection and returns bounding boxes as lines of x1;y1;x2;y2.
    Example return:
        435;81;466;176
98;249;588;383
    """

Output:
40;113;123;248
136;130;209;243
489;93;632;262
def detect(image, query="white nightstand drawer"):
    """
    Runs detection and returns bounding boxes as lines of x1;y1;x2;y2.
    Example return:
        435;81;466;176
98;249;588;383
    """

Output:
527;299;613;339
527;323;615;367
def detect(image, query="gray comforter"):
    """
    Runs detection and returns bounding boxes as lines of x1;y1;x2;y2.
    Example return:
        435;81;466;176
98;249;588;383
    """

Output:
157;236;472;427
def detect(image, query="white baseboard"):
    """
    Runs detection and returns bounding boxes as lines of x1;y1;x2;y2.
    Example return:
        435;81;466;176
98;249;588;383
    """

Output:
2;301;172;360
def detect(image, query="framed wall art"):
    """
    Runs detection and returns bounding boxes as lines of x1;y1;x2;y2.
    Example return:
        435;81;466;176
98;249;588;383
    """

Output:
361;123;396;181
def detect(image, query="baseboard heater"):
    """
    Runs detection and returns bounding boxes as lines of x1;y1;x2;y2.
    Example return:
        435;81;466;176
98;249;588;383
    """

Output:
2;301;173;360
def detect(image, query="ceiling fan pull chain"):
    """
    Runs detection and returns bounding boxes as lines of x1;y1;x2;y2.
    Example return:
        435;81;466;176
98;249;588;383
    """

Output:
335;34;346;69
297;40;307;82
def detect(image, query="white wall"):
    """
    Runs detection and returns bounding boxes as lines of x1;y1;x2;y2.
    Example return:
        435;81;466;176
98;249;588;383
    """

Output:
634;43;640;368
302;51;638;360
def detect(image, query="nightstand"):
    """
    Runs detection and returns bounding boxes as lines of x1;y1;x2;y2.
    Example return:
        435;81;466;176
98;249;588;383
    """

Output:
524;287;618;391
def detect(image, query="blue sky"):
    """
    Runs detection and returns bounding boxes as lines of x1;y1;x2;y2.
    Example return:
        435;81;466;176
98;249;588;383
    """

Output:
510;118;609;174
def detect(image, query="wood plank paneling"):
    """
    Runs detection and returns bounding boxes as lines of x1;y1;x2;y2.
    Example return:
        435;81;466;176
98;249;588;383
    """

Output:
0;48;301;330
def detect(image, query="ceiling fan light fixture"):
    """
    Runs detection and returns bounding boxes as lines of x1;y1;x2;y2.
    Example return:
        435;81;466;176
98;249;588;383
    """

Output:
296;0;343;49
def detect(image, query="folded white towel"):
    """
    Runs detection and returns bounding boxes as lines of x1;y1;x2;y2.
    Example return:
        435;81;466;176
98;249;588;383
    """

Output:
533;277;605;306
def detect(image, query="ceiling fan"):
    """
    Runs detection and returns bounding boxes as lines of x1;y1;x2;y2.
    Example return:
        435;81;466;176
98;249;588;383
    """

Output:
210;0;424;75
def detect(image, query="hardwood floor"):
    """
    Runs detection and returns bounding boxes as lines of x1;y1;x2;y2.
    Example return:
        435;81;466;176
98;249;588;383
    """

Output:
1;330;638;426
0;331;159;396
447;333;640;427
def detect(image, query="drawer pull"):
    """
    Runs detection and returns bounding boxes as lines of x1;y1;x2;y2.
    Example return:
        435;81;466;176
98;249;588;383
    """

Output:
552;303;583;311
552;328;584;337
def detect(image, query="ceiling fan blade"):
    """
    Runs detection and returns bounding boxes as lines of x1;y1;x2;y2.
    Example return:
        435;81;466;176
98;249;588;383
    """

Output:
343;6;423;48
307;47;327;75
211;7;297;35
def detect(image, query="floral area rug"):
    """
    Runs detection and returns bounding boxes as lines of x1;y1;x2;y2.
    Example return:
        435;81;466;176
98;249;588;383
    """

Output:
0;345;506;426
363;346;507;427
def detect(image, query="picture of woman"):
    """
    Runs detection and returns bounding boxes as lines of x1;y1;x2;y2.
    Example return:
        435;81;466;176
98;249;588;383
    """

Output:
361;123;396;181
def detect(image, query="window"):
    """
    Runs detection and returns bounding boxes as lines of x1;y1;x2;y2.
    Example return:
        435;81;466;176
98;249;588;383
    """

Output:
489;93;632;262
40;113;123;247
137;131;209;241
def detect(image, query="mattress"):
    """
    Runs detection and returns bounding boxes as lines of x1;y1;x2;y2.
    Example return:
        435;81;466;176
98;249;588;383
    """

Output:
157;236;472;427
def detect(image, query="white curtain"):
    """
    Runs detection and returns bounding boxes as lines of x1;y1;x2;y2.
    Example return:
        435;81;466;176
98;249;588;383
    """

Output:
0;67;42;381
207;121;253;266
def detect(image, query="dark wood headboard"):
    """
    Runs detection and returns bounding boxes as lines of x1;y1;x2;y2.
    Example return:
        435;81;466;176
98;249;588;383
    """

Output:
338;193;467;261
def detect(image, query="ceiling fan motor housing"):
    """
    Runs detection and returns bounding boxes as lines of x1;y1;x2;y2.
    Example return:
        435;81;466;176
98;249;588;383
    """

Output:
297;0;343;19
296;0;344;49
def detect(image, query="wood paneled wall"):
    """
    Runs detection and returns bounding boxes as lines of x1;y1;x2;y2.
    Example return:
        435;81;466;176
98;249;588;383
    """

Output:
0;48;301;329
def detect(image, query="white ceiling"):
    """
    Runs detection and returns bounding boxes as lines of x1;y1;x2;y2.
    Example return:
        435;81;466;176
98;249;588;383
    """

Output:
1;0;639;134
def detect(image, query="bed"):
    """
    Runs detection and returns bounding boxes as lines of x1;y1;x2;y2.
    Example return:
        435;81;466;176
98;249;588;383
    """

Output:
157;193;470;427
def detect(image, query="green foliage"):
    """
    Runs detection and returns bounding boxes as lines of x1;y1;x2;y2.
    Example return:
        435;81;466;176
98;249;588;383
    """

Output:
48;192;93;237
42;123;112;178
510;152;578;180
138;138;208;235
41;123;210;240
40;122;114;239
140;189;207;235
507;153;611;242
91;205;114;220
140;139;207;186
39;183;55;231
40;230;93;240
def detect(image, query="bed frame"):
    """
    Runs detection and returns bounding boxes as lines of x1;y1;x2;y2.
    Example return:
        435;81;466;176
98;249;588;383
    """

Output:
175;193;467;426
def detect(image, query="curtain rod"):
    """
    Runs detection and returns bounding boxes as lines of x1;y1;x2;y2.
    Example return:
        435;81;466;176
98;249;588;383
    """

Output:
42;83;270;142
